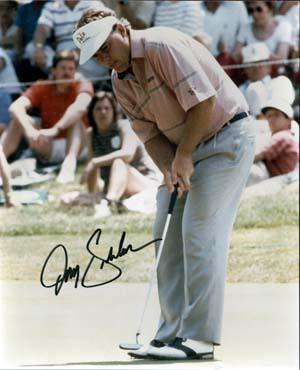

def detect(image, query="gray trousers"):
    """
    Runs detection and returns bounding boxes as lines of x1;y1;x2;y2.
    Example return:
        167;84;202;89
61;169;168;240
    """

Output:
153;117;255;345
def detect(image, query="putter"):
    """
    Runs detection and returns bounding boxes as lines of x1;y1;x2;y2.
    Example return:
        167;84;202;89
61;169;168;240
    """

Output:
119;185;178;351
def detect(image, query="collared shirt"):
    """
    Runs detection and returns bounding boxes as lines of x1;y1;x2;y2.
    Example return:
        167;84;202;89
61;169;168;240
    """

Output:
154;1;203;37
112;27;249;145
200;1;249;56
37;0;104;51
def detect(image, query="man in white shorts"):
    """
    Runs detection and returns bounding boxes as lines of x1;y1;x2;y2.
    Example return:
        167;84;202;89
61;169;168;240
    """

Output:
1;50;94;183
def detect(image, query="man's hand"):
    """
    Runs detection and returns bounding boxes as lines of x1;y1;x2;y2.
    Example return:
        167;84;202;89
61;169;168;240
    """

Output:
39;127;59;139
171;150;194;197
26;127;50;147
34;47;46;68
80;159;96;184
26;127;41;144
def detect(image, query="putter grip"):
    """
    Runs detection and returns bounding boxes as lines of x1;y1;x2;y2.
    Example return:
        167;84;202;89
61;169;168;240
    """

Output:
167;185;178;214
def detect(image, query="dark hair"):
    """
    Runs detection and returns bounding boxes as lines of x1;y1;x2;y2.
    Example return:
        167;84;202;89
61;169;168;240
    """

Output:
262;1;276;12
247;1;276;13
87;91;120;129
52;50;79;68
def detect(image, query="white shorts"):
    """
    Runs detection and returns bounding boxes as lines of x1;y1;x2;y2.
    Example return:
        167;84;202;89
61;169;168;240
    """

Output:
49;139;67;164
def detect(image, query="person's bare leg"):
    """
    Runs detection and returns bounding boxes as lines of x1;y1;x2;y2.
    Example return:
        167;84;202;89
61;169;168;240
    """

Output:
1;118;52;160
106;159;153;201
1;119;24;157
124;166;155;197
87;167;100;193
105;158;129;201
57;122;85;183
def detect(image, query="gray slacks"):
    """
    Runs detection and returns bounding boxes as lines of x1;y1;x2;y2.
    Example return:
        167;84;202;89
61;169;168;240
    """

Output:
153;116;255;345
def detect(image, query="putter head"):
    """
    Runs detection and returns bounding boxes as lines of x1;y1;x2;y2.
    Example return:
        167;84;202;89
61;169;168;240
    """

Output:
119;332;142;350
119;342;142;350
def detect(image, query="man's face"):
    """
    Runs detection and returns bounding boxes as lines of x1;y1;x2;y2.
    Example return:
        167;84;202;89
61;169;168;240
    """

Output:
52;60;77;82
265;108;291;134
93;24;131;73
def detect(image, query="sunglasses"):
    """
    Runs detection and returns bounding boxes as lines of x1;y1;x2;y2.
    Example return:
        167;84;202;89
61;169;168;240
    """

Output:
248;6;264;14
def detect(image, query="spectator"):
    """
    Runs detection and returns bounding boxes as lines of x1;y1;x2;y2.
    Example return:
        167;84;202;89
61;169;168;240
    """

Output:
0;89;12;136
277;0;299;56
0;143;17;207
199;1;249;58
81;91;162;218
153;1;203;37
33;0;109;83
13;1;51;83
14;0;47;59
239;42;295;119
199;1;248;82
1;50;94;183
102;0;156;30
239;42;272;117
233;1;292;63
247;97;299;186
277;1;299;82
0;0;18;62
0;47;21;99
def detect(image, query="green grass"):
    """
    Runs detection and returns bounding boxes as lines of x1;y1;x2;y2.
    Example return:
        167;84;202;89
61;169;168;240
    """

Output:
0;172;299;283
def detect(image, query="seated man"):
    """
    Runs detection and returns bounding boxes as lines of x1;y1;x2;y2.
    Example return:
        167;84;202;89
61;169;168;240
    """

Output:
1;50;94;183
247;97;299;186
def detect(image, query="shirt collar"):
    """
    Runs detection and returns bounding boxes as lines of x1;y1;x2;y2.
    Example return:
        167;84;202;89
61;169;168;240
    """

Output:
116;29;145;80
129;29;145;59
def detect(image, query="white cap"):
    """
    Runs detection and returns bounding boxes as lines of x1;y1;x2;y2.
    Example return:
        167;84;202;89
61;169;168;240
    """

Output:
269;76;295;105
241;42;271;64
73;16;118;65
261;98;294;119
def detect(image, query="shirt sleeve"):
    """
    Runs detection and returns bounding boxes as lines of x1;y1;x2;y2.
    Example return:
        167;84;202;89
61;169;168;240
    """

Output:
236;23;250;44
76;80;94;96
276;19;293;44
146;40;217;112
14;5;24;28
23;83;43;108
37;2;54;29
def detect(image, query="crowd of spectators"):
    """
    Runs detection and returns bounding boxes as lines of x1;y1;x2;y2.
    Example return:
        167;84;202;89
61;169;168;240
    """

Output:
0;0;299;212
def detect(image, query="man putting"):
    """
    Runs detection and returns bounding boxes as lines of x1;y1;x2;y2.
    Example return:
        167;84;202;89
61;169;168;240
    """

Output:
73;8;255;360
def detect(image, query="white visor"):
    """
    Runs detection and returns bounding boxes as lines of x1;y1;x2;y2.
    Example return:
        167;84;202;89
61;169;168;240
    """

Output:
73;16;118;65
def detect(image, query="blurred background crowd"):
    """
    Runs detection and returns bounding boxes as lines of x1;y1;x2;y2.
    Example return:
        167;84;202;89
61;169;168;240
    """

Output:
0;0;299;216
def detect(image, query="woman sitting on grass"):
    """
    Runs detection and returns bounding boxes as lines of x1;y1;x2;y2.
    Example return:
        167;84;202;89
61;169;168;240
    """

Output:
81;91;161;218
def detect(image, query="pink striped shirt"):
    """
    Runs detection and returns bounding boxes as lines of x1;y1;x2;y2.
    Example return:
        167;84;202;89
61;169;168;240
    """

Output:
112;27;249;145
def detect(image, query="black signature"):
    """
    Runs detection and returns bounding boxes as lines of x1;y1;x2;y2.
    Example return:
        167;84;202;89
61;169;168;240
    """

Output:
40;228;161;296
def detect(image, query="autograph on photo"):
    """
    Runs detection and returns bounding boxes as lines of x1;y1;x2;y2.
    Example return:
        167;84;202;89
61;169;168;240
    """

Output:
40;228;161;296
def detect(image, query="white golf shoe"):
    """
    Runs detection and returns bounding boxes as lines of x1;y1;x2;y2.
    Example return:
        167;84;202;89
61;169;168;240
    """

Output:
146;337;214;360
128;339;166;359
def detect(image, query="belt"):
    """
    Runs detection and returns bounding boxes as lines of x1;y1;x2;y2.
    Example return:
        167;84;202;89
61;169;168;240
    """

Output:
228;111;249;125
200;111;249;146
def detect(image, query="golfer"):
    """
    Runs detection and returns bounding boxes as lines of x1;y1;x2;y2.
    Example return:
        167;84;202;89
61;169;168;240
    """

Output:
73;8;255;360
